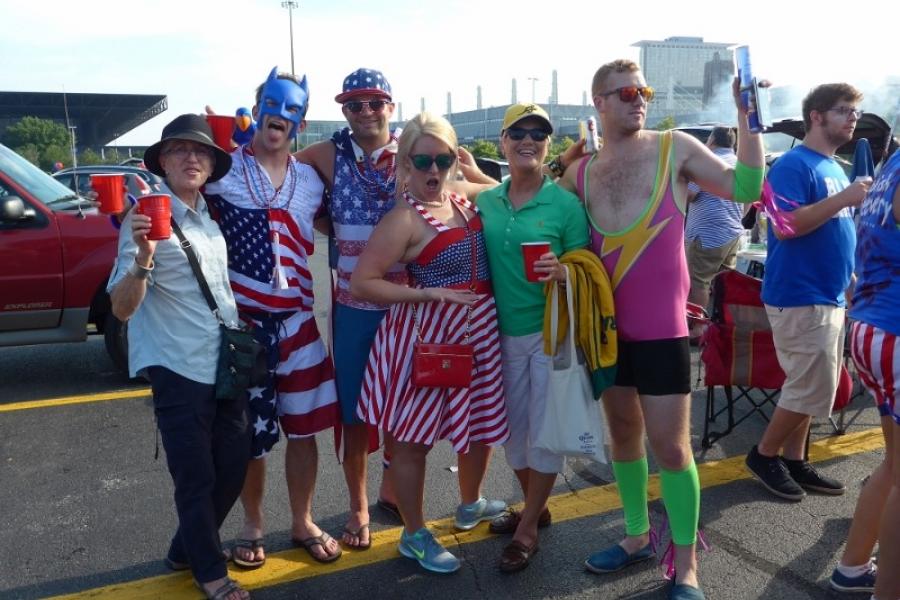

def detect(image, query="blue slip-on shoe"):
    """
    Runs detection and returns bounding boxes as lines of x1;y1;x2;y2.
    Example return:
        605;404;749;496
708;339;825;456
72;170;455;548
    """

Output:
829;565;877;592
669;583;705;600
584;542;654;574
454;497;507;531
398;528;461;574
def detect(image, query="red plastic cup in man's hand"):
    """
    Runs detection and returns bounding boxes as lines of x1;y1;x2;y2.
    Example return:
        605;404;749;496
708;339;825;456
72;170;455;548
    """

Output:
205;114;235;150
521;241;551;282
90;173;125;214
136;194;172;240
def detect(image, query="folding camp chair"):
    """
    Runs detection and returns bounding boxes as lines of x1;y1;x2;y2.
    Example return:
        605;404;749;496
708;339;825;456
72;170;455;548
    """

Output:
699;269;785;448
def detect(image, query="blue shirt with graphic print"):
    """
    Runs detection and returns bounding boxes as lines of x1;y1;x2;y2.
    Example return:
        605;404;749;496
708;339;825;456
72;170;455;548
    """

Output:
761;145;856;308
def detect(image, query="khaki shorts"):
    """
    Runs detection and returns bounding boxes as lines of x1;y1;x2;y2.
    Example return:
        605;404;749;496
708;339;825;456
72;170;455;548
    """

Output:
685;236;740;296
765;304;845;418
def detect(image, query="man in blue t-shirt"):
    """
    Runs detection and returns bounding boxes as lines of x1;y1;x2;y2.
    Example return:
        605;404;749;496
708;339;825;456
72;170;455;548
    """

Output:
746;83;871;502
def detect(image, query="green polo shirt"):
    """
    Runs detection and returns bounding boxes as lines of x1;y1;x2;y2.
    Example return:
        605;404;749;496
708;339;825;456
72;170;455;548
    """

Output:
477;176;589;336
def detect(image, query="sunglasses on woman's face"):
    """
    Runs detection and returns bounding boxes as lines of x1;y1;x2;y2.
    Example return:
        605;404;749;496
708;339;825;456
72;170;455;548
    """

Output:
596;86;655;103
343;100;389;114
410;153;456;172
505;127;550;142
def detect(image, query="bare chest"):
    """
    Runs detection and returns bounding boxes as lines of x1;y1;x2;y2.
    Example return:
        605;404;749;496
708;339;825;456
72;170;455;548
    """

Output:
586;153;660;232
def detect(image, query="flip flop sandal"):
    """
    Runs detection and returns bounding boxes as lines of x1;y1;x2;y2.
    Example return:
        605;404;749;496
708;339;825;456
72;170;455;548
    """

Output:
232;538;266;569
342;523;371;550
292;532;343;563
195;577;250;600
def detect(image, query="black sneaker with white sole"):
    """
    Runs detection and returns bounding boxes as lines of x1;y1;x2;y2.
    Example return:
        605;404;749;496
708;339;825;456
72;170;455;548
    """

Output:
782;458;846;495
745;445;805;501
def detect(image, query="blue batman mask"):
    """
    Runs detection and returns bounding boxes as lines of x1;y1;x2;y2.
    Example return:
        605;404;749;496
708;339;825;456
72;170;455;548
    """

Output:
256;67;309;138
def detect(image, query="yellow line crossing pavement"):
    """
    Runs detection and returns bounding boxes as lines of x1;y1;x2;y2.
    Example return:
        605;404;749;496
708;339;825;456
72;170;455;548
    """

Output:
47;427;885;600
0;389;151;413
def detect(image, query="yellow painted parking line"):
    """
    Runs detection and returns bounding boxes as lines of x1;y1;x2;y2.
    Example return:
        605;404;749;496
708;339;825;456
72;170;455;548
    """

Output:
0;389;151;413
48;427;885;600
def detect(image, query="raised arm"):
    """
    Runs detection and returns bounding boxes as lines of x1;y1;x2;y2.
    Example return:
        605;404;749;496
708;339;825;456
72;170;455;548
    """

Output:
680;78;765;202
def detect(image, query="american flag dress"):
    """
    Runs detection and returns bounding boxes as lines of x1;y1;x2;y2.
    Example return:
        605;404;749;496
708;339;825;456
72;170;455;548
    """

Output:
357;192;508;452
205;147;338;456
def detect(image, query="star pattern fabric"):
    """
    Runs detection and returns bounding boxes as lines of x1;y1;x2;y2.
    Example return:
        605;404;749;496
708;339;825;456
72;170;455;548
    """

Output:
340;68;391;98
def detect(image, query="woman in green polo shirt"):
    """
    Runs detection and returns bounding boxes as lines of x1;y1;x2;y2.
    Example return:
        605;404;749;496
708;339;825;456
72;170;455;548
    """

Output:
476;103;589;572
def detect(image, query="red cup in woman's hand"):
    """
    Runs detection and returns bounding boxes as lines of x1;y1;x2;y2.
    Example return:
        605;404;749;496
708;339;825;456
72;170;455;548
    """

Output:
136;194;172;240
521;242;551;282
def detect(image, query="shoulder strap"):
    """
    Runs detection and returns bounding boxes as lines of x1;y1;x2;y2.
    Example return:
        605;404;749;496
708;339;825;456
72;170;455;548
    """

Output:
576;155;592;201
170;218;222;321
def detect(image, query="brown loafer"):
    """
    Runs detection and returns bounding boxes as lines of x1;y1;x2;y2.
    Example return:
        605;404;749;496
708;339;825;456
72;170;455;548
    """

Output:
489;508;552;535
499;539;539;573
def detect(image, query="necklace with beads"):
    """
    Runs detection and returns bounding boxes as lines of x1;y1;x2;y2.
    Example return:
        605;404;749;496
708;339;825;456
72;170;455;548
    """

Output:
240;149;298;211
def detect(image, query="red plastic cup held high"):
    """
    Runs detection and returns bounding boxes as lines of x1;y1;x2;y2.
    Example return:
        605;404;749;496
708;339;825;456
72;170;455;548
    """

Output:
90;173;125;214
137;194;172;240
205;115;235;150
521;241;551;283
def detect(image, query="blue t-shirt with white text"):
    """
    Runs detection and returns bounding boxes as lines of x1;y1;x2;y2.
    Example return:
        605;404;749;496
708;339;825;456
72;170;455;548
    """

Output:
761;145;856;307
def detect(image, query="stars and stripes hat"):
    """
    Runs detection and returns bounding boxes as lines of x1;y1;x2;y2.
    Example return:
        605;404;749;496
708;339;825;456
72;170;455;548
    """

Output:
335;68;392;103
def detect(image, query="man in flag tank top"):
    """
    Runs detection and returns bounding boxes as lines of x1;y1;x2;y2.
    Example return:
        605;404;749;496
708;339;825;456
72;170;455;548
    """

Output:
204;67;341;567
559;59;765;600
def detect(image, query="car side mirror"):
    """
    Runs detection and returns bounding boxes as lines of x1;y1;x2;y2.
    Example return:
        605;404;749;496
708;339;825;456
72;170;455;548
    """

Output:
0;196;36;222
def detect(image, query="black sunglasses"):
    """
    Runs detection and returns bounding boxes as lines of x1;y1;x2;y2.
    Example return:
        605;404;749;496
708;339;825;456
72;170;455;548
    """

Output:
505;127;550;142
596;86;655;103
344;100;390;114
410;153;456;172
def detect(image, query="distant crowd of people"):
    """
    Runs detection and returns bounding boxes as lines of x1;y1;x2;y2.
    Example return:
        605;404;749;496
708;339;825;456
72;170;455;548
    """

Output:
108;58;900;600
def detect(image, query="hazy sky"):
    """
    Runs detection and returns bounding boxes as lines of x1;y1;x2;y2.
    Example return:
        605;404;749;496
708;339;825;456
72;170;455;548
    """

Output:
1;0;896;145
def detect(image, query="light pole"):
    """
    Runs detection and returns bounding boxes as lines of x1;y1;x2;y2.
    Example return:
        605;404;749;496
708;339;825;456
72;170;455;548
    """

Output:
528;77;539;103
281;1;298;148
281;1;298;77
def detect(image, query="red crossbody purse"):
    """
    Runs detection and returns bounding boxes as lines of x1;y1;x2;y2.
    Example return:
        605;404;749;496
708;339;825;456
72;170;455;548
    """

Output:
411;214;477;388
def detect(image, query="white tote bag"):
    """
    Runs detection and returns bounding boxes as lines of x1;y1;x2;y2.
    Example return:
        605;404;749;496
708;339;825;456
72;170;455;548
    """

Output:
533;271;606;462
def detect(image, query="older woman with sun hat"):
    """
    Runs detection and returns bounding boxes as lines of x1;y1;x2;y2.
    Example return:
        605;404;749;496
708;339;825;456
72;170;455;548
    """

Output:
108;114;251;600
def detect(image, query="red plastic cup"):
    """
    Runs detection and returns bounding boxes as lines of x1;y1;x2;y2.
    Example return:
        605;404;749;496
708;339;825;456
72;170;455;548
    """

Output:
521;241;551;282
137;194;172;240
205;114;235;150
90;173;125;214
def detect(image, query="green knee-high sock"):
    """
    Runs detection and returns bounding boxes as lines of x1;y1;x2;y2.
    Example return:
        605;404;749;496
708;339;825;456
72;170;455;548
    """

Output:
612;457;650;536
659;461;700;546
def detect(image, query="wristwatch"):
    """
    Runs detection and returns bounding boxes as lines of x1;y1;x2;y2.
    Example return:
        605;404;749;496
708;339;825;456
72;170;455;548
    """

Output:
128;258;154;280
548;156;565;178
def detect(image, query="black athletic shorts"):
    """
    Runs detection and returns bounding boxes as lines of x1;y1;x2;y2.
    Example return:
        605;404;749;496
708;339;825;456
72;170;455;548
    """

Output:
614;337;691;395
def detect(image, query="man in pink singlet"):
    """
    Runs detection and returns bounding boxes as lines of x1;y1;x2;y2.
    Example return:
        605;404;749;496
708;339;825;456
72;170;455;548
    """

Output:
559;59;765;600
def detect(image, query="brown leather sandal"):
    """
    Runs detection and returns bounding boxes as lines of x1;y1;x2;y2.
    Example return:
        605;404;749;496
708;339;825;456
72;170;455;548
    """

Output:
488;507;552;535
499;539;540;573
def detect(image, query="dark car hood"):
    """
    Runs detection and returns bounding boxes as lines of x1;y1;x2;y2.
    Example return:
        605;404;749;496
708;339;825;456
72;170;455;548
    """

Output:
767;113;898;166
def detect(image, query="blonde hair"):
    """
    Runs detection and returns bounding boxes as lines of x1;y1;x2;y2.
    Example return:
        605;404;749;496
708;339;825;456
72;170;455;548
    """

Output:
397;112;458;161
591;59;641;97
396;112;459;197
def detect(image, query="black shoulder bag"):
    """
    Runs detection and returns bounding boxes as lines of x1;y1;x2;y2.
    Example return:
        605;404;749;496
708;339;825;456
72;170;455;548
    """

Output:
171;219;268;400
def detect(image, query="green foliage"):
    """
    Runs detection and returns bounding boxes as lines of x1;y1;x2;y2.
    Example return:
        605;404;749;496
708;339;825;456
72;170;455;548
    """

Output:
653;116;677;131
43;145;71;170
5;116;69;149
548;136;575;162
468;139;500;159
78;148;105;166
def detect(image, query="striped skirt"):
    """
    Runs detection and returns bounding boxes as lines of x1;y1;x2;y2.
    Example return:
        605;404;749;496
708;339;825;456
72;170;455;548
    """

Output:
357;294;509;452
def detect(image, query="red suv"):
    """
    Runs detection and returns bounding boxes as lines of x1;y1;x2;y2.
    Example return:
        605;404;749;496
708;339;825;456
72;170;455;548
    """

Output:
0;143;128;373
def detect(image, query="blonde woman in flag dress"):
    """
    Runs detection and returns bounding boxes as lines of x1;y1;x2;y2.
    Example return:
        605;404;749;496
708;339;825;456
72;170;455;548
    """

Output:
350;112;508;574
